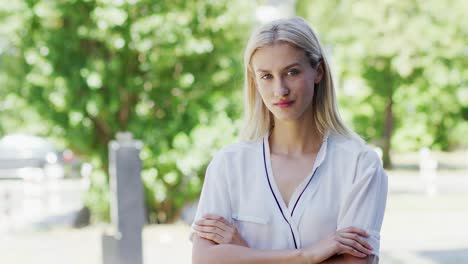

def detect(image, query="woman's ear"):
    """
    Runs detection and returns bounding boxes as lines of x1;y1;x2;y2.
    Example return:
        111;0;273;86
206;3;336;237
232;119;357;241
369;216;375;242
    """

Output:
314;61;324;84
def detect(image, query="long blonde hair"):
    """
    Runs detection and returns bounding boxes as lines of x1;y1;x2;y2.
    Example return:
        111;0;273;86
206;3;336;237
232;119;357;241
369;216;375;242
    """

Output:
239;17;356;141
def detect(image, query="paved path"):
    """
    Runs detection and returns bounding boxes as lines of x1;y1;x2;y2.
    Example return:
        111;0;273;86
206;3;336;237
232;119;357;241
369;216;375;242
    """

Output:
1;151;467;263
2;189;467;264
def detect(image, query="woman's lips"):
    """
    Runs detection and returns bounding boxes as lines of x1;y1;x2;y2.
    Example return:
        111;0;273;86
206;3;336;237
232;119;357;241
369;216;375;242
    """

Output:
274;100;294;108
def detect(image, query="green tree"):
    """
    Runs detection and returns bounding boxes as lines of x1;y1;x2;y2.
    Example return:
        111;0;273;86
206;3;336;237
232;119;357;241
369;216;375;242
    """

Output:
0;0;254;222
298;0;468;168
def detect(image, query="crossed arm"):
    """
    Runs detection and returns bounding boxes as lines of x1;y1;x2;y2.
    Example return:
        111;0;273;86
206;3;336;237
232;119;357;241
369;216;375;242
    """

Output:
191;215;377;264
192;149;386;264
192;235;376;264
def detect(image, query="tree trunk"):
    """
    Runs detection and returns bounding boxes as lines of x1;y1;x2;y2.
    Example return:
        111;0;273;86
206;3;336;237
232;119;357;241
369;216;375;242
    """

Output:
90;116;112;179
382;96;393;169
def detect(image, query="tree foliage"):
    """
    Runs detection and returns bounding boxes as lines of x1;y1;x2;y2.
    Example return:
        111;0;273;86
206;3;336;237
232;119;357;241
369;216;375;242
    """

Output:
298;0;468;167
2;0;467;221
0;0;254;222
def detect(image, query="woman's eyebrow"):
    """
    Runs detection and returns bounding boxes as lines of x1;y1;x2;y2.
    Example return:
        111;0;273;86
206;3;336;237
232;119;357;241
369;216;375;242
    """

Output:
255;62;302;73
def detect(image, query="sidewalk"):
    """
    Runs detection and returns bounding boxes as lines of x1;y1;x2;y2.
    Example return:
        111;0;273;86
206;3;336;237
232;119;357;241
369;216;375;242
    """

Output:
380;151;468;263
1;151;467;264
2;184;467;264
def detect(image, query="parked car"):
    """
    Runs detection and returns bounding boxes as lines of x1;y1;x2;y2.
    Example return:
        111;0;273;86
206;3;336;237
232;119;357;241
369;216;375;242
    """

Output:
0;134;81;179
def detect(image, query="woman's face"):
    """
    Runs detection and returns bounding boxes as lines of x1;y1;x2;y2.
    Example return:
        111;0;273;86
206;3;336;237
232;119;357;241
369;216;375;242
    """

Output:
251;42;323;123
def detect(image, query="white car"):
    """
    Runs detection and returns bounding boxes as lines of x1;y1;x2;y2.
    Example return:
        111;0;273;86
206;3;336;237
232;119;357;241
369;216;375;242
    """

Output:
0;134;67;180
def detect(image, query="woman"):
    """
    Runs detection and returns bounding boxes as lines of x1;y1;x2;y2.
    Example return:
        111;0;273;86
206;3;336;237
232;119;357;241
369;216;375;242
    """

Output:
191;17;388;264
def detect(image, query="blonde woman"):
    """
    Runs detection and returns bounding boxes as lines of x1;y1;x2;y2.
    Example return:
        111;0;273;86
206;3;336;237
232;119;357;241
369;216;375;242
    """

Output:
191;17;388;264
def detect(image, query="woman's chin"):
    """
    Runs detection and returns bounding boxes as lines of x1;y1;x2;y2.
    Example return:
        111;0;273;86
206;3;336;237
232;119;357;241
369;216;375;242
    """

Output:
272;113;302;122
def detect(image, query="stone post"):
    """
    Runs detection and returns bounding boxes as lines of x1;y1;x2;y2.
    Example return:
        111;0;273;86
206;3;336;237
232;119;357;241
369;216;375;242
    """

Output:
419;147;438;196
102;132;145;264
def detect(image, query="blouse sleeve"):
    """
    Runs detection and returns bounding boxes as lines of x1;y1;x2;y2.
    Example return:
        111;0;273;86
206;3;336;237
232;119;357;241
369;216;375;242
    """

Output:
336;148;388;257
189;152;232;242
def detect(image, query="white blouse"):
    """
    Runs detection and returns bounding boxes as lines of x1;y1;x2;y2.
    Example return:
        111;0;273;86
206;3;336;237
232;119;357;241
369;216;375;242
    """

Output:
190;132;388;257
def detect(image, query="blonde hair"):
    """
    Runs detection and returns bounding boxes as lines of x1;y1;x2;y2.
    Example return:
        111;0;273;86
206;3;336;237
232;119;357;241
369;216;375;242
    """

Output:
239;17;357;141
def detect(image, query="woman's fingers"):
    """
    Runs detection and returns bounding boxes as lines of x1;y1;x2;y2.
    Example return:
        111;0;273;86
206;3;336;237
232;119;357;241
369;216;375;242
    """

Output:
194;215;247;247
337;244;368;258
193;224;224;234
203;214;231;226
341;226;369;238
341;232;373;251
194;220;227;243
196;215;232;232
196;231;224;244
337;237;373;255
195;219;227;231
194;215;235;244
334;226;374;257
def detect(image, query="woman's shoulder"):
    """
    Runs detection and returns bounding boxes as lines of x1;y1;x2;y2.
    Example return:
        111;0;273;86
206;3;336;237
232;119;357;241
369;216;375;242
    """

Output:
204;139;263;177
329;133;386;185
329;132;381;165
211;138;263;161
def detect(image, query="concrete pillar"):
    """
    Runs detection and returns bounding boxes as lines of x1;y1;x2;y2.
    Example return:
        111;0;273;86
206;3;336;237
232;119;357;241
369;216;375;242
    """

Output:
419;147;438;196
102;132;145;264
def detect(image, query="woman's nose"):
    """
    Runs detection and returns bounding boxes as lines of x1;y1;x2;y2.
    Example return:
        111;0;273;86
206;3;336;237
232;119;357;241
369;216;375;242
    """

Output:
273;78;289;97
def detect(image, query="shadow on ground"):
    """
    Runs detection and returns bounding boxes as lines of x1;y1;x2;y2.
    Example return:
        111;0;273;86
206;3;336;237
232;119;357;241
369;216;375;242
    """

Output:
418;248;468;263
393;162;466;171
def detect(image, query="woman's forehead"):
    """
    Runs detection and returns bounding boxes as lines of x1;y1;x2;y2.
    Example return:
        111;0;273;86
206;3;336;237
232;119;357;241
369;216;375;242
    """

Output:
251;42;307;71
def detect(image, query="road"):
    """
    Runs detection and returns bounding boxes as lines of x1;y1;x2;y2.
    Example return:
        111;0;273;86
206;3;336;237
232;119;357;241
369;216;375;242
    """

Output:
0;150;467;263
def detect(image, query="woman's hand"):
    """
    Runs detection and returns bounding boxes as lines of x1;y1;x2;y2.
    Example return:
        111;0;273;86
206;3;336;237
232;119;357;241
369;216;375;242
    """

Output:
301;226;374;264
193;214;249;247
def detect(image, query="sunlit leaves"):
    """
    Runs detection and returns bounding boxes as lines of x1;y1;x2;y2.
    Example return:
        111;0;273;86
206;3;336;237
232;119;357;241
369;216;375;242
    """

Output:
299;0;467;152
0;0;255;222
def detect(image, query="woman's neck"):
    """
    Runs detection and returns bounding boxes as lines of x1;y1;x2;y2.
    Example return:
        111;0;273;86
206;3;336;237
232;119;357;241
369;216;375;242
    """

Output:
269;116;323;157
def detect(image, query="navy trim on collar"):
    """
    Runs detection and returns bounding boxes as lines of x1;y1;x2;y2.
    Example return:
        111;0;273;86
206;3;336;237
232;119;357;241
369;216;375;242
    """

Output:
291;166;320;216
263;141;298;249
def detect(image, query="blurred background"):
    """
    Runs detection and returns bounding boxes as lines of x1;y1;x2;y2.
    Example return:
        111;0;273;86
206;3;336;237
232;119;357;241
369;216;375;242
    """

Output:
0;0;467;263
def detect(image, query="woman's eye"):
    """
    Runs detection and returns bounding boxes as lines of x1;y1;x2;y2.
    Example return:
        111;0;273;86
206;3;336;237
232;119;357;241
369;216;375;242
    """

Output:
287;69;300;76
261;74;273;80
